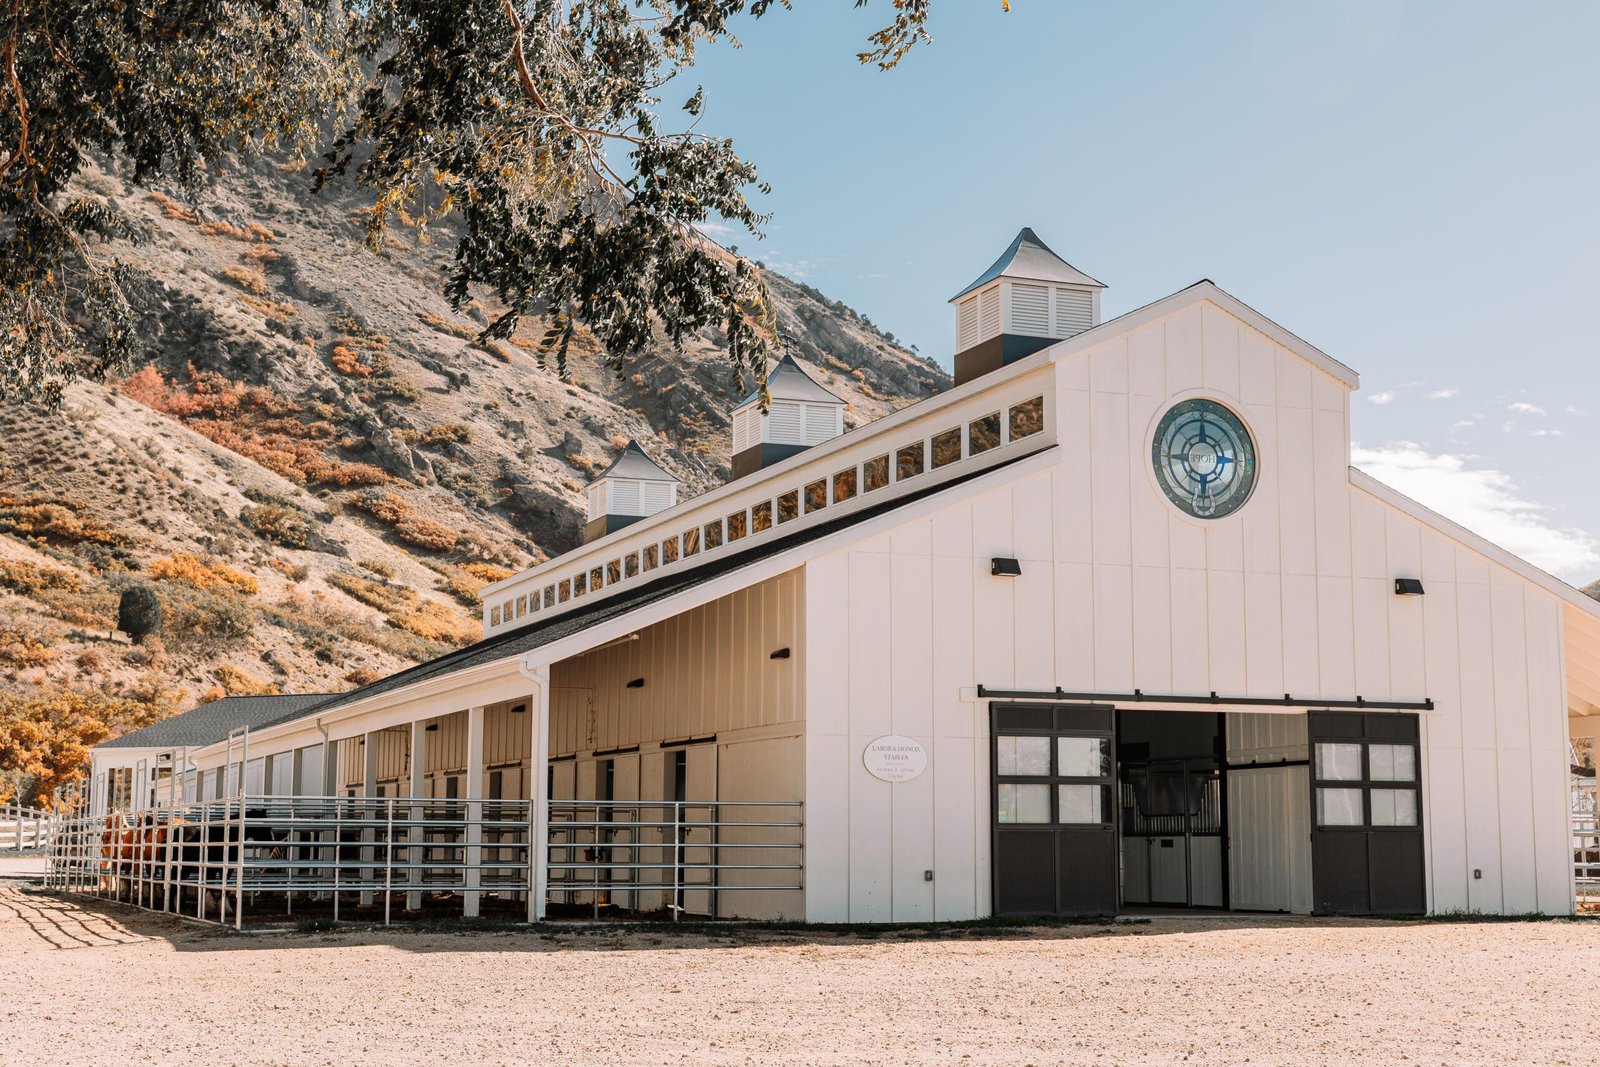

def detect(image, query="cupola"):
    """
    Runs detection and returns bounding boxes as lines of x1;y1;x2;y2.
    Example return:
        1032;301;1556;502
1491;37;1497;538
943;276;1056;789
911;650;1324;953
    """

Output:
950;227;1105;386
729;354;846;479
584;440;680;543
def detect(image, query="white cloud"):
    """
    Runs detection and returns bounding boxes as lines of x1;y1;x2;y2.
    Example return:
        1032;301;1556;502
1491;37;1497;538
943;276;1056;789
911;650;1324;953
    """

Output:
1529;428;1565;438
1508;401;1547;416
1352;442;1600;579
1367;391;1396;406
1426;387;1459;400
1449;419;1476;431
694;221;742;242
1566;405;1589;417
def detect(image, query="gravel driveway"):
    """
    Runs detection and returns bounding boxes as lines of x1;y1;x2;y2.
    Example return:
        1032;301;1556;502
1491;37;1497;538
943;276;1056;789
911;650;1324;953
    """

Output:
0;880;1593;1066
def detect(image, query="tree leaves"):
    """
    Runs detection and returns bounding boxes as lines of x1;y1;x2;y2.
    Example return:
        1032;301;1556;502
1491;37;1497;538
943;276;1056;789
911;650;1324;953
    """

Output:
1;1;984;408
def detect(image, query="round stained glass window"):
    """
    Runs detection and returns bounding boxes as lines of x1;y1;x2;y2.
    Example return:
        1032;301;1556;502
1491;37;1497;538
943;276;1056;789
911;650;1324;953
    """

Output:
1152;399;1257;519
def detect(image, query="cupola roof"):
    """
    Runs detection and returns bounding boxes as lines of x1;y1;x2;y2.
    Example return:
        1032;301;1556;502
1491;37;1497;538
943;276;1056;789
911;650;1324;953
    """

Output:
950;227;1105;301
589;440;677;484
735;354;845;409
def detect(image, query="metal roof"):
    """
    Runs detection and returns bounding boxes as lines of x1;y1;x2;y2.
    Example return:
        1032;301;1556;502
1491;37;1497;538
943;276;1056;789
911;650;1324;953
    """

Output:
950;227;1106;301
735;354;845;409
98;694;334;749
249;453;1036;733
589;440;678;484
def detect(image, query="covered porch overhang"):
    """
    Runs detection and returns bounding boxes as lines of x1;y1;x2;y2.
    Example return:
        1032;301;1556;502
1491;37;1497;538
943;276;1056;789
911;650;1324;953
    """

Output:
1566;604;1600;742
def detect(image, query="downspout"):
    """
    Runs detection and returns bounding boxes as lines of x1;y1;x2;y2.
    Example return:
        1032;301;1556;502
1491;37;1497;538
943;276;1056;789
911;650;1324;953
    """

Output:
316;718;331;797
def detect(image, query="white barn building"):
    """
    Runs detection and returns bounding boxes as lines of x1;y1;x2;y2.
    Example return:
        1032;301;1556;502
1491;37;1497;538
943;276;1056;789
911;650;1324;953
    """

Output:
87;229;1600;921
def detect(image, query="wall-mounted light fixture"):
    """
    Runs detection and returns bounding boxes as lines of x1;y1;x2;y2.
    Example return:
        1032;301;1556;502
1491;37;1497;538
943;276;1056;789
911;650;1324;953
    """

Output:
1394;578;1425;596
510;704;527;714
991;557;1022;577
626;678;646;689
425;723;439;732
769;647;792;660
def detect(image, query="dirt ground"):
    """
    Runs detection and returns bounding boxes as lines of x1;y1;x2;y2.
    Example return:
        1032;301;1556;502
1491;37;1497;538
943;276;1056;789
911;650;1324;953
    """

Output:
0;878;1594;1066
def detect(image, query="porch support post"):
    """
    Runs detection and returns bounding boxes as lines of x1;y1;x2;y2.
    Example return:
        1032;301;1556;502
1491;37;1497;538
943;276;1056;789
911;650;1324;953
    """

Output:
407;718;427;912
360;732;379;906
463;705;485;917
527;667;551;922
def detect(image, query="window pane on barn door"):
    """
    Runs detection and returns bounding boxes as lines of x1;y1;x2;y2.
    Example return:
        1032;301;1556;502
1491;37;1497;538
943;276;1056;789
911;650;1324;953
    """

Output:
1057;737;1110;778
1315;743;1363;782
1057;784;1108;824
1316;787;1363;826
996;736;1050;777
1370;789;1418;827
997;783;1050;824
1368;744;1416;782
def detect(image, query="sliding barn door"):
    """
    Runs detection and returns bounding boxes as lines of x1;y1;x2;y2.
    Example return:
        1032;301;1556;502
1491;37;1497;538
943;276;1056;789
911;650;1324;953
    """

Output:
1308;711;1425;915
991;704;1118;916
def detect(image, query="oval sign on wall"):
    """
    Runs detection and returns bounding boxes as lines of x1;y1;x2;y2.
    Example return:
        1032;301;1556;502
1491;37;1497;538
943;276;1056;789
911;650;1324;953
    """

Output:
863;735;928;783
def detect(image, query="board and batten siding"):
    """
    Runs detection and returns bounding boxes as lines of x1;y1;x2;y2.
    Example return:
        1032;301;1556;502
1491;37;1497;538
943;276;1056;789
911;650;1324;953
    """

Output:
547;569;804;755
803;296;1572;922
549;569;806;920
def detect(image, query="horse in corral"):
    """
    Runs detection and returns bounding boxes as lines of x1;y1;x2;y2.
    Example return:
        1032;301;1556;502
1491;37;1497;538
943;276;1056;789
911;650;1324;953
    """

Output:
98;813;135;895
173;808;287;916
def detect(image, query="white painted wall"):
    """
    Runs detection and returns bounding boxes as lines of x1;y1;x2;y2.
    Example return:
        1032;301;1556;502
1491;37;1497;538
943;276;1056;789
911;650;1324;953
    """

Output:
803;294;1573;921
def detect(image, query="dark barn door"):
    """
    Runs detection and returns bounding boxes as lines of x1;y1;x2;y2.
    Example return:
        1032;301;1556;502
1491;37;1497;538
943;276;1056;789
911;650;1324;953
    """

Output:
991;704;1118;916
1308;711;1426;915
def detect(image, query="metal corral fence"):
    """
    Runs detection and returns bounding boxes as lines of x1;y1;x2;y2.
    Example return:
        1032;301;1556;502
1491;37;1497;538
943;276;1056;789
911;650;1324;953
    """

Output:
44;791;802;929
1;802;52;851
1574;772;1599;904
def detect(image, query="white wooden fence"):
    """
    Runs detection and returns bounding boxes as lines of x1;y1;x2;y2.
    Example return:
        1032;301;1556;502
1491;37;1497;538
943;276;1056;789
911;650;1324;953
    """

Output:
0;802;51;851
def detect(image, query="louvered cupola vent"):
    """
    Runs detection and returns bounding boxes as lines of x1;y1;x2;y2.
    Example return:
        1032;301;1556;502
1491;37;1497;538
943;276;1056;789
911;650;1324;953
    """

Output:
729;354;846;479
583;440;680;543
950;228;1105;386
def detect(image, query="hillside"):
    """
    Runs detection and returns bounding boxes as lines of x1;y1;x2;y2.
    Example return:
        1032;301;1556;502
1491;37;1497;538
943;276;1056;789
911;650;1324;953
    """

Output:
0;155;947;739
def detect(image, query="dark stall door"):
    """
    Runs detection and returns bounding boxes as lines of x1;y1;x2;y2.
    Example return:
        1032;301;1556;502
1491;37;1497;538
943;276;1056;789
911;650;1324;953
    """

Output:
991;704;1119;917
1308;711;1426;916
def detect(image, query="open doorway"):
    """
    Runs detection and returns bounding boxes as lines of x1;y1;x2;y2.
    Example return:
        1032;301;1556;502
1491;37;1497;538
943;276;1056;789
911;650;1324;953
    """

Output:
1115;710;1316;914
1117;711;1225;910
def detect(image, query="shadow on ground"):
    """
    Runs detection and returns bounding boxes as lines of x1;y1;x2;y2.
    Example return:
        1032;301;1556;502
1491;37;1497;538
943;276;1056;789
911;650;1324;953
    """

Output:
4;878;1581;958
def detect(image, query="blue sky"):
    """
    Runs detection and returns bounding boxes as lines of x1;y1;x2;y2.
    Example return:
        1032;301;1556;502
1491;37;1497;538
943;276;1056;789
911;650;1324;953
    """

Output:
686;1;1600;583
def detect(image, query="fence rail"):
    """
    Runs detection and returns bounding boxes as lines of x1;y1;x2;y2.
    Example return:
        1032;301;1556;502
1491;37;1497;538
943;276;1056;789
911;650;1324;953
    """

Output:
43;791;802;929
1575;813;1600;899
0;802;51;851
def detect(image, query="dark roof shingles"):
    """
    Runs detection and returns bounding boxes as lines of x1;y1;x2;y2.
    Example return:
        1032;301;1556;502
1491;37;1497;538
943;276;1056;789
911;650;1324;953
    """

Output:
100;694;334;749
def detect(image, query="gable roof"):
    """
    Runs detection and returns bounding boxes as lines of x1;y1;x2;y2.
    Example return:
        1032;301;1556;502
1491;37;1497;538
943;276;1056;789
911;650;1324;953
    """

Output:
951;227;1106;301
98;694;333;749
590;440;677;484
246;451;1041;734
1350;467;1600;620
735;354;844;409
1040;279;1361;391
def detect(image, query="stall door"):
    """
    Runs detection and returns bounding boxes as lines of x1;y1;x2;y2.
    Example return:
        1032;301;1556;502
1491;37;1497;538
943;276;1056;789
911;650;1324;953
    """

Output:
1308;711;1425;915
991;704;1117;916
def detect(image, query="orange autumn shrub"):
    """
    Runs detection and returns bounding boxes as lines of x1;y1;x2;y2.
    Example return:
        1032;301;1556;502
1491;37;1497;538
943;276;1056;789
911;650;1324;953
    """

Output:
395;517;458;553
120;365;388;488
214;663;278;696
149;553;260;595
0;560;83;595
0;688;177;806
349;491;412;525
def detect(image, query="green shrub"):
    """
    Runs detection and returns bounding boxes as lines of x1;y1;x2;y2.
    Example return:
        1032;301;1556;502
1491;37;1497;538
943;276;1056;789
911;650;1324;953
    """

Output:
241;504;310;548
